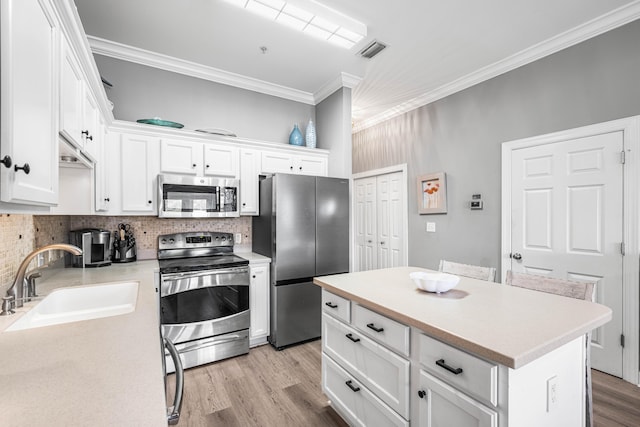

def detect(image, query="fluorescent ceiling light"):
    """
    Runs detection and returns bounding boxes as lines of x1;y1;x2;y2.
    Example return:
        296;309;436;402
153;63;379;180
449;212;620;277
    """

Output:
222;0;367;49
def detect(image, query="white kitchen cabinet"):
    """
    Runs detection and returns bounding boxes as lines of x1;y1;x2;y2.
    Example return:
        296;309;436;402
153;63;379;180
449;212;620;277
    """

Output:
121;134;159;213
249;262;270;346
417;370;498;427
160;138;239;178
94;118;110;212
261;150;327;176
59;35;100;162
239;148;260;215
0;0;59;206
321;290;411;425
323;353;409;427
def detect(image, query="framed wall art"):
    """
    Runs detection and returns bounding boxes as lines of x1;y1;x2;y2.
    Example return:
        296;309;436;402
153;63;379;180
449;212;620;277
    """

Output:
417;172;447;214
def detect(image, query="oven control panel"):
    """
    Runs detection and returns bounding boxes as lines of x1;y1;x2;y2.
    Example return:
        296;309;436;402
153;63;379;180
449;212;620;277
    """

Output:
158;231;234;250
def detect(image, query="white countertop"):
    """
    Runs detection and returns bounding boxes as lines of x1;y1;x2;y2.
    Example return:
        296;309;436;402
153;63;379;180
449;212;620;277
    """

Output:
0;261;167;427
314;266;612;369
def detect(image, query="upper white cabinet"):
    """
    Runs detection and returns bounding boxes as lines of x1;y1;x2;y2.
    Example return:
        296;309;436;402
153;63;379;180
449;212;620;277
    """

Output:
261;150;327;176
239;148;260;215
160;138;239;178
0;0;59;206
94;118;111;212
121;134;159;214
59;35;100;162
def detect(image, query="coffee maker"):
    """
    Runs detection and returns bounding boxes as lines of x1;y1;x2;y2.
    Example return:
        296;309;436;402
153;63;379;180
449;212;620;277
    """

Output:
69;229;112;267
112;223;137;263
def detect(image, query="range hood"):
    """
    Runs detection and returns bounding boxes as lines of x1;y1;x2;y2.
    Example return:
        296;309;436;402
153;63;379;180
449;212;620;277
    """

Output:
59;137;94;169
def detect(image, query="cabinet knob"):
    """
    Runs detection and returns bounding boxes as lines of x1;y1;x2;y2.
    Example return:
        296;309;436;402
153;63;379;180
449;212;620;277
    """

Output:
299;166;302;170
242;202;246;206
14;163;30;175
81;130;93;141
380;241;385;245
1;155;12;168
252;275;256;279
367;240;372;243
206;164;210;169
418;390;426;399
192;163;197;168
148;200;152;204
289;166;293;170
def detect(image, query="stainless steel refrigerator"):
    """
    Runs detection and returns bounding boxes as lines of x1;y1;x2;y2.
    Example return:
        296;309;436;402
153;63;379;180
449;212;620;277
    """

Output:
252;174;349;349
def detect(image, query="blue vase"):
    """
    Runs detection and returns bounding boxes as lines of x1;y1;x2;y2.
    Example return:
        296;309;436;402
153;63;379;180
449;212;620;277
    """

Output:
289;124;303;146
305;119;316;148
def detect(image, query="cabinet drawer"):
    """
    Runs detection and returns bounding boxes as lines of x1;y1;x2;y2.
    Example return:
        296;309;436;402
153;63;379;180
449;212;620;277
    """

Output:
322;314;410;418
322;354;409;427
419;334;498;406
418;370;497;427
352;304;410;357
321;289;350;323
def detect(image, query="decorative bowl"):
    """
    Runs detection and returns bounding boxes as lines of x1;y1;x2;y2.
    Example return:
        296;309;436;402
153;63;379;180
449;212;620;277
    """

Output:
136;118;184;128
410;272;460;293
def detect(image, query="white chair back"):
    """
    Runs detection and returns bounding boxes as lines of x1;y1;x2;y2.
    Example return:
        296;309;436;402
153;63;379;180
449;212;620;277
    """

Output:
438;260;496;282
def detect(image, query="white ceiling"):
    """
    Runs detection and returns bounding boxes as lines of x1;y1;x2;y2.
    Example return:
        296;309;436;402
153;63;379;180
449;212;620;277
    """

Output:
74;0;640;131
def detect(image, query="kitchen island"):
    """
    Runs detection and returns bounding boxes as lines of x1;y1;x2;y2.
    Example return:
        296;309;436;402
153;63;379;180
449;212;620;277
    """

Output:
0;261;167;427
314;266;612;427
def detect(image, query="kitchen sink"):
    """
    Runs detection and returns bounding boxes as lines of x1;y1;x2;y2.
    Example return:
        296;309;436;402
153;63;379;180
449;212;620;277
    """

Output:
6;281;139;331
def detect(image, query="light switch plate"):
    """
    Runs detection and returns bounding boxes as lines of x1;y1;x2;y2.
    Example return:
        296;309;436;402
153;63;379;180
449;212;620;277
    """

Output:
426;222;436;232
234;233;242;244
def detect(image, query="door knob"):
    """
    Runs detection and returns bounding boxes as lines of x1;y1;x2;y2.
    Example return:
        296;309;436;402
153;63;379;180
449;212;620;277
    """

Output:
1;155;12;168
418;390;426;399
14;163;30;174
511;253;522;260
380;241;385;245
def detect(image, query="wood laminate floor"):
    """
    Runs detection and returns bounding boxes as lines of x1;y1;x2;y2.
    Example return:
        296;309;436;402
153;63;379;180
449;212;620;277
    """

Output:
170;340;640;426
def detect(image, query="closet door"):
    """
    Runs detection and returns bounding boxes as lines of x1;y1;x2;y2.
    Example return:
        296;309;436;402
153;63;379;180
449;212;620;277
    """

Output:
376;172;404;268
354;171;406;272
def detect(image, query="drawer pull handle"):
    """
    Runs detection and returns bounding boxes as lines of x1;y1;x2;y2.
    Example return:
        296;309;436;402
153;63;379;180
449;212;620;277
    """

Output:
345;380;360;393
325;302;338;308
436;359;463;375
345;333;360;343
367;323;384;333
418;390;426;399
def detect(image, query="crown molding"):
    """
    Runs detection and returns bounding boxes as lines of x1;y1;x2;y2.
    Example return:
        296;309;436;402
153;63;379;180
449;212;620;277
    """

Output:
314;72;363;104
352;0;640;133
88;36;317;105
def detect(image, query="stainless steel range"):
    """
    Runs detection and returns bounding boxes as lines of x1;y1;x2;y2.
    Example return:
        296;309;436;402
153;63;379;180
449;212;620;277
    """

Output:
158;231;250;372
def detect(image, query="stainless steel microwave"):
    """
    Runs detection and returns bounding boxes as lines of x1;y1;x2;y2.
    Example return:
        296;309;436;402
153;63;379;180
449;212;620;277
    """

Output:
158;174;239;218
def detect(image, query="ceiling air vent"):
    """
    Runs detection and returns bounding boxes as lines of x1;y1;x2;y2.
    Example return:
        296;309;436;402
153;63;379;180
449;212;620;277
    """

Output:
358;40;387;59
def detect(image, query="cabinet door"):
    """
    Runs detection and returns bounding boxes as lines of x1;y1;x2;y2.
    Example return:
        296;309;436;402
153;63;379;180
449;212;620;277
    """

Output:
160;139;201;175
261;151;295;174
249;264;269;345
239;148;259;215
121;134;159;213
94;119;110;212
59;36;83;150
203;143;239;177
295;154;327;176
417;370;497;427
0;0;58;205
81;87;99;161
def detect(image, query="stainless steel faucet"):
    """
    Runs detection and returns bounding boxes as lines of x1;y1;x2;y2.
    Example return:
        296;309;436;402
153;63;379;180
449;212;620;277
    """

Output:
1;244;82;316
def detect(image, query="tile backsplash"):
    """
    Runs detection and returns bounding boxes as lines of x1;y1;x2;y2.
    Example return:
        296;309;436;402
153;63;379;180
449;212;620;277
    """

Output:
1;214;252;293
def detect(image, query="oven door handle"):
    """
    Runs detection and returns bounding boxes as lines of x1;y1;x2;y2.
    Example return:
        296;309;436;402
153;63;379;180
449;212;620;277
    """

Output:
178;334;247;353
164;337;184;425
162;266;249;281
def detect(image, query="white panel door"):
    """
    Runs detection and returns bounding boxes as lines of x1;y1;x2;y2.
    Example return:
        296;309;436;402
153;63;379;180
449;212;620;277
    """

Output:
510;131;624;376
354;177;377;271
377;172;404;268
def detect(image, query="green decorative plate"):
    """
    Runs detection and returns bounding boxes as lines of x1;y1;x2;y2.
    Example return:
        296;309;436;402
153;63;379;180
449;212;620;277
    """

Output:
137;118;184;128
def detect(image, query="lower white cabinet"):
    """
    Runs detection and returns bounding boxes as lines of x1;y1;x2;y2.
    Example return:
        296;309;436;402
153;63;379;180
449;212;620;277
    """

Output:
249;262;270;346
323;354;409;427
417;370;497;427
321;290;410;425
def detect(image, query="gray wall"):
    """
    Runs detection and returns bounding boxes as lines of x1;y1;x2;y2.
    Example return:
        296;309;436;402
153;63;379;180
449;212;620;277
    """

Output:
353;19;640;275
317;87;353;178
95;55;315;143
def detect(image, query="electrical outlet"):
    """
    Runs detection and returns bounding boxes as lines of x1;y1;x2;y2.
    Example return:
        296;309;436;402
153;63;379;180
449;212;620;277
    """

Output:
234;233;242;244
426;222;436;233
546;376;558;412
